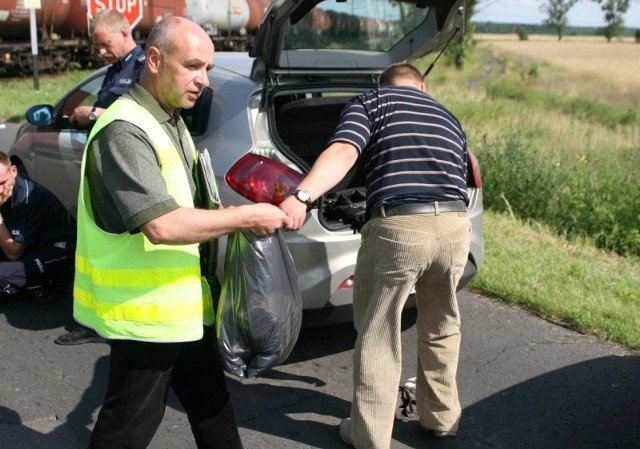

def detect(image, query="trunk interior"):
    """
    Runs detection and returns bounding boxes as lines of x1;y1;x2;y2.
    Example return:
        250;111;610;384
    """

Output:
272;91;368;232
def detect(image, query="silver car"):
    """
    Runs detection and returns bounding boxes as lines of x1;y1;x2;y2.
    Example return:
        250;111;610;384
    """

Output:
10;0;482;325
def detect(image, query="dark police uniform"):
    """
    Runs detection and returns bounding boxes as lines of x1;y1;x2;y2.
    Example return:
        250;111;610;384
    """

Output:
95;44;146;109
0;173;76;299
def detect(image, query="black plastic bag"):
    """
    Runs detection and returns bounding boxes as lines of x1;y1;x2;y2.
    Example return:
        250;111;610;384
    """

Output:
216;229;302;378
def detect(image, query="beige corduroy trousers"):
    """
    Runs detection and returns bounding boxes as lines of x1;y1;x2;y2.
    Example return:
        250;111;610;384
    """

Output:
345;210;471;449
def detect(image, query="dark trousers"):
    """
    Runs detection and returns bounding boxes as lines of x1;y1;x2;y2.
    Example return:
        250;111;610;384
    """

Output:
0;245;73;293
89;326;244;449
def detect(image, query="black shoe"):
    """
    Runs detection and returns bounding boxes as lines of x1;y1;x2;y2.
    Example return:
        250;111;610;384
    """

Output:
55;326;107;345
29;285;62;305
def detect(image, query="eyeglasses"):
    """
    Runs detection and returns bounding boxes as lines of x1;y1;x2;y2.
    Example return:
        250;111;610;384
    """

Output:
92;40;112;53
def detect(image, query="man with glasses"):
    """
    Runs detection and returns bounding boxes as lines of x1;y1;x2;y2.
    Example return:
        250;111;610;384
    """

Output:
69;9;145;128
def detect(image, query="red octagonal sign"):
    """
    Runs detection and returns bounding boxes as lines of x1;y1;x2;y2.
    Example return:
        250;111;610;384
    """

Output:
87;0;143;29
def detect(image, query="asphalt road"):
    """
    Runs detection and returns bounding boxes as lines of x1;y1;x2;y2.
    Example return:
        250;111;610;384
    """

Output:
1;287;639;449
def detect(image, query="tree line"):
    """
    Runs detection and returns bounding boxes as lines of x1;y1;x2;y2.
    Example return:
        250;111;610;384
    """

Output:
473;21;637;37
443;1;639;70
467;1;638;41
537;0;637;40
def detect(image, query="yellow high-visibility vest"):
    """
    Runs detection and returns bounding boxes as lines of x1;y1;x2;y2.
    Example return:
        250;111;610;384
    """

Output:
73;98;213;342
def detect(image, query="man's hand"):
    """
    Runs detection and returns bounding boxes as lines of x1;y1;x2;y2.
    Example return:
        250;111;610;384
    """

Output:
0;209;25;260
278;142;358;232
69;105;96;128
246;203;291;236
280;195;308;231
0;183;13;206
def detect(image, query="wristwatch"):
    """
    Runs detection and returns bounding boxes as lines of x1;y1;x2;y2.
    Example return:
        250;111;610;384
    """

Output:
88;106;97;122
292;189;312;207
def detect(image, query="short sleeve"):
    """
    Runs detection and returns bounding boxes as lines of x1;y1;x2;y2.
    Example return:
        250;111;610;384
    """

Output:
327;98;371;154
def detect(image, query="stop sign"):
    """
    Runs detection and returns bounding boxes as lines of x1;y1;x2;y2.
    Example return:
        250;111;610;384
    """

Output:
87;0;143;30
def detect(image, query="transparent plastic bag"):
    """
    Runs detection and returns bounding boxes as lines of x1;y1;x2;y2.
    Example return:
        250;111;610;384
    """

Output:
216;229;302;378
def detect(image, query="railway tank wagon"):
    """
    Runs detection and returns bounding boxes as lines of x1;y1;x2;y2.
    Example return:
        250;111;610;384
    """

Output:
0;0;271;75
186;0;271;47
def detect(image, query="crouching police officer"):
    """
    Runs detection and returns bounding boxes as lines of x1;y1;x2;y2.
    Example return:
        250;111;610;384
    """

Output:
0;152;76;304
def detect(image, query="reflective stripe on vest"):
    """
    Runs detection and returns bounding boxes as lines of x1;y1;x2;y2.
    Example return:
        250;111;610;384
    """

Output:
73;98;213;342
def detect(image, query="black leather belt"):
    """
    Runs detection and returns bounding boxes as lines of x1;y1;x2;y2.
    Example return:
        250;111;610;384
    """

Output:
369;200;467;219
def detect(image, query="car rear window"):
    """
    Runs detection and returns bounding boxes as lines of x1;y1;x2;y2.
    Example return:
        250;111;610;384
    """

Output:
284;3;434;52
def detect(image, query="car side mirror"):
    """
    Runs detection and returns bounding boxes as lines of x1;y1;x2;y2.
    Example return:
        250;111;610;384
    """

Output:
26;104;54;126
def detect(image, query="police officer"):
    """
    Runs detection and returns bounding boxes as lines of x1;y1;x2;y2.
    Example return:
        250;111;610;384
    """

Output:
69;9;146;128
0;152;76;304
57;8;145;343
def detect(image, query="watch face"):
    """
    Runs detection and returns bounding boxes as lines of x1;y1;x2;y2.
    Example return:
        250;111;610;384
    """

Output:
297;190;310;202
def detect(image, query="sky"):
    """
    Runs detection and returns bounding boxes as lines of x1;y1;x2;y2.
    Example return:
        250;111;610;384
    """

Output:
473;0;640;28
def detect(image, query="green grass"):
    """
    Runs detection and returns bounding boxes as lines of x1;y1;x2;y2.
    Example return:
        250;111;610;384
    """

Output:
0;70;93;122
424;45;640;258
486;78;640;128
474;211;640;350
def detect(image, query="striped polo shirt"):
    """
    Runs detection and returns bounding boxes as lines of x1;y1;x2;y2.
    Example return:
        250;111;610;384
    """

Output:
327;86;469;212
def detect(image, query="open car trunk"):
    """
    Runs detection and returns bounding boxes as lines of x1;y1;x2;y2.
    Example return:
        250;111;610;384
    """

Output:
252;0;468;231
271;89;370;232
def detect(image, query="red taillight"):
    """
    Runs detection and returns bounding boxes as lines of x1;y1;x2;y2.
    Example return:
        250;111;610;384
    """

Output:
225;154;305;205
338;276;354;290
467;151;483;188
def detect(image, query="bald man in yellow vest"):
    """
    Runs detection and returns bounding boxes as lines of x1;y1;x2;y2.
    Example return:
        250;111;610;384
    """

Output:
72;16;289;449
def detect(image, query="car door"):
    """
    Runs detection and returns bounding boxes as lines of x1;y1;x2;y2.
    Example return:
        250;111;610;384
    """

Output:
11;71;105;215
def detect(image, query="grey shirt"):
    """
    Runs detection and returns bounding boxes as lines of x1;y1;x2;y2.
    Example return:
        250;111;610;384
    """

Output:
86;83;198;234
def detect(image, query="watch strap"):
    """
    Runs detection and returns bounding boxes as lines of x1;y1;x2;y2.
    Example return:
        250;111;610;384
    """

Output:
293;189;311;206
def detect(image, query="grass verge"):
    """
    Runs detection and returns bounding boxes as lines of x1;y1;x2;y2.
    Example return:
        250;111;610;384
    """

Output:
0;70;94;122
472;211;640;351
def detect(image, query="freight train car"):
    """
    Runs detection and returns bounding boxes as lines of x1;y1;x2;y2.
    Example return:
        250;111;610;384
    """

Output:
0;0;271;75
